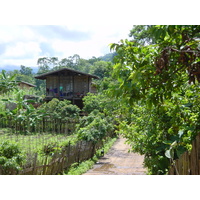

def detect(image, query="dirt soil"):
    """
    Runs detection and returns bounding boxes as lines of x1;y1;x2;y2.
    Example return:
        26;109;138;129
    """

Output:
83;137;147;175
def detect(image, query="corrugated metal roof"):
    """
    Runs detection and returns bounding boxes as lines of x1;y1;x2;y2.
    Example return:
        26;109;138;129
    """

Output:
34;68;99;80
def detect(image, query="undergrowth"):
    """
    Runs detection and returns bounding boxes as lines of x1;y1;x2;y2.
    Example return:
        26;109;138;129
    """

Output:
63;137;117;175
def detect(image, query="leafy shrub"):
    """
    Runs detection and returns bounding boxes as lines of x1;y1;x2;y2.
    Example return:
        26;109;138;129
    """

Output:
0;141;26;174
41;142;61;156
39;98;80;120
109;25;200;174
64;137;117;175
77;110;114;143
117;84;200;174
82;93;104;114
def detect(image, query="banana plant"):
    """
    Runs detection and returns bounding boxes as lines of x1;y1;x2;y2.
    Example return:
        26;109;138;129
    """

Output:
2;90;47;133
0;70;18;95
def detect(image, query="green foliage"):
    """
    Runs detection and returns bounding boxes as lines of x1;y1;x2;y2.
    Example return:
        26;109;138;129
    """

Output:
64;137;117;175
99;52;117;62
39;98;80;120
0;53;122;174
82;92;119;116
110;25;200;174
0;140;26;174
117;91;200;174
80;86;120;143
37;57;58;74
38;134;79;157
41;142;61;156
3;97;80;134
90;61;113;79
0;70;18;94
77;110;114;143
64;160;96;175
129;25;153;45
110;25;200;106
2;90;46;134
82;93;105;114
0;130;79;155
20;65;33;76
1;92;81;135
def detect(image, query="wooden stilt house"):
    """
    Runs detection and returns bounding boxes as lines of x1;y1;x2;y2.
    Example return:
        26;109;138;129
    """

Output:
35;68;99;108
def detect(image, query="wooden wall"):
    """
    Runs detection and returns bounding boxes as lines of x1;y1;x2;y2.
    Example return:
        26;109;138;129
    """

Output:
46;75;91;97
18;83;35;95
74;75;89;94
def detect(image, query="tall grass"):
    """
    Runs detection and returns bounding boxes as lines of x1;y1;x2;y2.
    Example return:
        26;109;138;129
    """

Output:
0;129;78;154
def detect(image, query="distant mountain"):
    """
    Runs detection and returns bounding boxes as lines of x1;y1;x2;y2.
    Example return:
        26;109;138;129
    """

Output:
0;65;20;71
0;65;38;73
99;52;117;62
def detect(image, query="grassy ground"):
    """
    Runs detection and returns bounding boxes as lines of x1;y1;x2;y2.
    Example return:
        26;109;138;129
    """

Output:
0;128;117;174
0;128;77;154
63;137;117;175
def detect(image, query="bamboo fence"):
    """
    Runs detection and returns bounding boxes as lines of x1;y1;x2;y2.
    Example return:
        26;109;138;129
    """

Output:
0;139;104;175
168;133;200;175
0;116;78;135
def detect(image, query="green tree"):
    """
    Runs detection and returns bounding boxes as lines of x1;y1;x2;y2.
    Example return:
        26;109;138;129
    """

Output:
88;56;101;65
129;25;153;45
91;61;113;79
58;57;73;69
0;141;26;174
37;57;58;74
110;25;200;107
77;110;114;143
109;25;200;174
39;98;80;121
20;65;33;76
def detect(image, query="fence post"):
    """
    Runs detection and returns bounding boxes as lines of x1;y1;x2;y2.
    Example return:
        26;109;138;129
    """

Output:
42;156;48;175
66;141;71;170
61;150;66;172
65;120;68;135
32;153;38;175
78;141;82;163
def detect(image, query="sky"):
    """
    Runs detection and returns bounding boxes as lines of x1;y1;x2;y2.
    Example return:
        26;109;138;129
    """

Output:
0;0;198;70
0;24;132;69
0;0;134;70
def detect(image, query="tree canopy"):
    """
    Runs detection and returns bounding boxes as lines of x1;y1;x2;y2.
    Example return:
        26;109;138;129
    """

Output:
110;25;200;107
109;25;200;174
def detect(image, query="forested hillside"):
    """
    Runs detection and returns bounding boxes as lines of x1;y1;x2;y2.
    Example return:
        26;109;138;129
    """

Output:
3;52;116;95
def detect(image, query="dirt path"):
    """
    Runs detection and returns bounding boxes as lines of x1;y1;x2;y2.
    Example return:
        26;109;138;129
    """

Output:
83;137;146;175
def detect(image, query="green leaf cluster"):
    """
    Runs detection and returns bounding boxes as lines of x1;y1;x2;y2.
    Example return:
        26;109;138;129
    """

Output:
39;98;80;120
0;70;18;95
0;141;26;174
77;110;114;143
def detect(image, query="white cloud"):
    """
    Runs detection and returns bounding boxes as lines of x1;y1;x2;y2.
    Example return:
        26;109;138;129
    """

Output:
0;0;139;69
0;23;133;69
0;0;197;72
4;42;41;58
